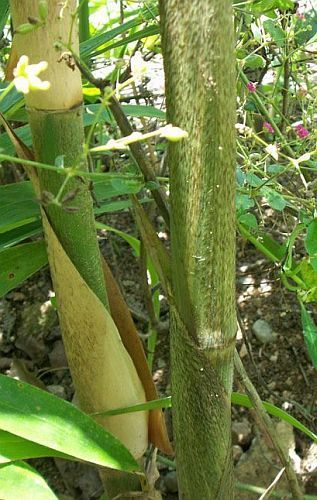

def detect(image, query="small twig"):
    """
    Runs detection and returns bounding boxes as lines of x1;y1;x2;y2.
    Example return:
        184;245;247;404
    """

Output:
234;350;303;500
281;16;290;134
259;467;286;500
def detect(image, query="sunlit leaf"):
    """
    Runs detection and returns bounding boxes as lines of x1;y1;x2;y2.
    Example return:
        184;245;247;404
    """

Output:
0;461;58;500
0;374;138;471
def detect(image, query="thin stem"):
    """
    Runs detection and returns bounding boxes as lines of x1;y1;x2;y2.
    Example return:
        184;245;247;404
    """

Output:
70;50;170;227
0;153;170;182
234;350;303;500
0;81;15;104
239;70;294;157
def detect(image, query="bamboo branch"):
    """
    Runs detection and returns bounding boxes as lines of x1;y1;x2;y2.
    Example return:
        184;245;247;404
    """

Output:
234;350;302;500
72;53;170;228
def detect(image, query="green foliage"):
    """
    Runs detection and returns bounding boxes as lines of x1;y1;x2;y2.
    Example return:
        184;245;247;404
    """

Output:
0;241;47;297
0;462;58;500
0;374;138;471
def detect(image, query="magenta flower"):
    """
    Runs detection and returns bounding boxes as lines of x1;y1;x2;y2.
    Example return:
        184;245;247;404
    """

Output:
247;81;257;93
295;124;309;139
263;121;274;134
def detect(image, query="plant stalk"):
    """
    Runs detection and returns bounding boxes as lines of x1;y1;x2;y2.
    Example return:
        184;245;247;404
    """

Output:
160;0;237;497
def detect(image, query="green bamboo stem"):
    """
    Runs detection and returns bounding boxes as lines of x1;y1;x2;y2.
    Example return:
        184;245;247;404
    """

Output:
28;107;108;307
160;0;236;497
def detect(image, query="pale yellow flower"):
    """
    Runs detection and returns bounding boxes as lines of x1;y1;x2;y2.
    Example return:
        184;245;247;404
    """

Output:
13;55;50;94
160;124;188;142
130;51;147;84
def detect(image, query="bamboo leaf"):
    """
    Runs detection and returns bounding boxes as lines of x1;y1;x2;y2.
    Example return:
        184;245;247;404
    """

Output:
0;374;138;471
0;241;47;297
86;103;166;122
99;25;160;55
0;221;42;250
0;0;9;33
0;181;39;233
97;393;317;445
0;461;58;500
0;430;70;463
122;104;166;120
80;6;158;59
0;177;145;238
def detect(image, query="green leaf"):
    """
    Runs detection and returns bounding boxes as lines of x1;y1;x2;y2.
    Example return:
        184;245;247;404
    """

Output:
245;172;263;187
238;223;286;262
0;221;42;250
0;430;70;463
101;25;160;54
311;256;317;273
0;461;58;500
0;123;32;155
264;189;287;211
252;0;294;13
0;176;144;241
276;0;296;9
0;84;24;119
238;213;258;229
0;181;40;233
94;197;151;216
305;219;317;256
0;0;9;33
93;396;172;417
0;241;48;298
89;392;317;445
109;178;143;195
300;303;317;369
298;259;317;292
236;194;255;213
263;19;285;47
244;54;266;69
122;104;166;120
267;164;284;175
261;233;287;261
80;6;158;59
0;374;138;472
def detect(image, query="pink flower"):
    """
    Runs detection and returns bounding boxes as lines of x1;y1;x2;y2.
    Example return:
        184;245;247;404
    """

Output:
296;10;305;20
295;124;309;139
263;121;274;134
247;81;257;93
